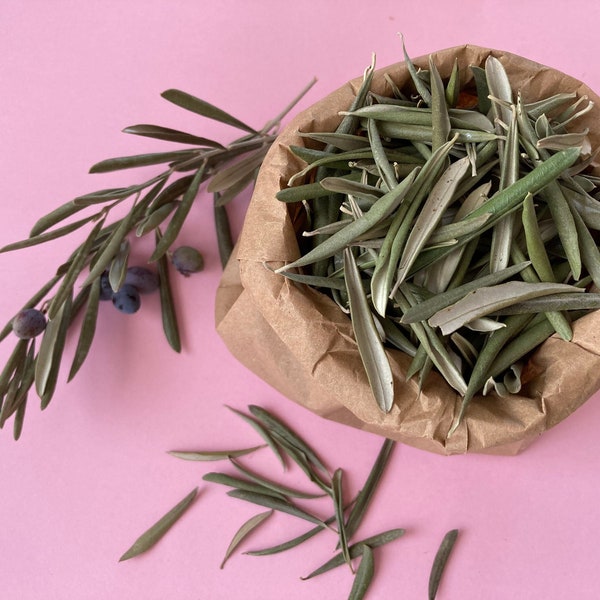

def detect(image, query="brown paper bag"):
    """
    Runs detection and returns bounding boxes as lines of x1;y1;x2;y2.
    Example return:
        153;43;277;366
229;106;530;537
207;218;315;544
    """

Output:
215;45;600;455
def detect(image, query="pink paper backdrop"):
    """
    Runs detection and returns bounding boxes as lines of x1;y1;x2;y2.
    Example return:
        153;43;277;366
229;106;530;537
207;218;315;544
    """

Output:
1;1;600;598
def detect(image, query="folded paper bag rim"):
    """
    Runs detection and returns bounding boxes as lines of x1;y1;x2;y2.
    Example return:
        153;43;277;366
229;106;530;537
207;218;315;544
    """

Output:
215;44;600;456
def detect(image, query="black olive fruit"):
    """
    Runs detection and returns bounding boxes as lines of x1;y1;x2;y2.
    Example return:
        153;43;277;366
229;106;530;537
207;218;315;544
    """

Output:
12;308;47;339
171;246;204;277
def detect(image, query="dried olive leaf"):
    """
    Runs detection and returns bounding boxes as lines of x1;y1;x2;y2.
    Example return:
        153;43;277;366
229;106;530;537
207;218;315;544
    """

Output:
230;458;325;500
301;528;406;580
429;529;459;600
136;201;179;237
247;404;329;476
47;217;106;320
35;292;72;407
344;248;394;413
394;156;471;287
122;124;224;148
245;513;338;556
0;339;29;399
0;214;99;254
225;404;286;469
400;262;530;324
348;544;375;600
343;438;396;543
226;489;329;528
279;169;420;276
214;197;234;268
492;292;600;314
83;204;140;288
161;89;258;135
332;468;352;570
202;472;287;501
155;229;181;353
108;239;131;292
89;149;197;174
150;162;206;262
68;278;101;382
119;487;199;562
429;281;584;335
168;445;266;461
220;510;273;569
207;146;269;193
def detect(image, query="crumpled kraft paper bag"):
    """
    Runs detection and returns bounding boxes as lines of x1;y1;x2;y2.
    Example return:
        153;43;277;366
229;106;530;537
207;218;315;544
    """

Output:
215;44;600;455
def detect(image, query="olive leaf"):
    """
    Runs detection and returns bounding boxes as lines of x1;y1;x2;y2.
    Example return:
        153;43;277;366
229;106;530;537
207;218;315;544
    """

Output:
428;529;459;600
67;278;101;382
220;510;273;569
155;229;181;353
161;89;258;135
348;545;375;600
344;248;394;413
301;528;406;580
428;281;583;335
119;487;199;562
167;445;266;461
122;124;224;148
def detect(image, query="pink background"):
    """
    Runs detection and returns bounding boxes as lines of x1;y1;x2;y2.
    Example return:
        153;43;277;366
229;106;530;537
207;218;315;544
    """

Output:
1;1;600;598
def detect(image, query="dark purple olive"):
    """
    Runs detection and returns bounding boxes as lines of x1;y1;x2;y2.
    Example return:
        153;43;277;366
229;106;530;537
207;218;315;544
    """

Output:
123;266;159;294
111;284;141;314
99;272;114;301
12;308;47;339
171;246;204;277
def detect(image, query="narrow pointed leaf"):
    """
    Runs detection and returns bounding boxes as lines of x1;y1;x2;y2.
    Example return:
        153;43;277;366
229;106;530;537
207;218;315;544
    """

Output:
428;281;583;335
202;472;287;501
122;124;224;148
89;149;197;174
395;156;471;286
207;146;268;193
0;339;29;399
344;248;394;413
275;168;419;273
348;545;375;600
155;229;181;352
168;444;266;461
400;262;531;324
220;510;273;569
47;217;106;319
332;468;352;569
245;514;337;556
301;528;406;580
247;405;329;475
82;207;139;288
226;489;328;528
230;459;325;500
344;438;395;542
429;529;459;600
150;163;206;261
108;239;131;292
225;405;286;469
161;89;258;134
0;214;98;254
34;292;71;404
68;278;101;381
119;487;199;561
